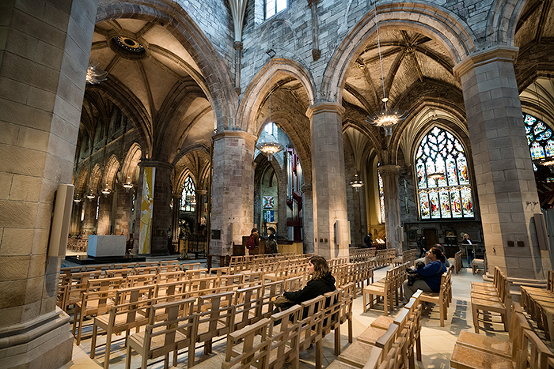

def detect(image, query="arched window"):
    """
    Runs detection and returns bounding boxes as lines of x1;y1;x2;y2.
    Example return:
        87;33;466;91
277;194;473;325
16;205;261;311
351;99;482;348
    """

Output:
415;126;474;219
524;113;554;170
181;176;196;212
266;0;286;19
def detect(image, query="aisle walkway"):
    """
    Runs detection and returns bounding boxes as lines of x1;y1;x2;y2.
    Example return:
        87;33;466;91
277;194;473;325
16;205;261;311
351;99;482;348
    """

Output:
62;261;503;369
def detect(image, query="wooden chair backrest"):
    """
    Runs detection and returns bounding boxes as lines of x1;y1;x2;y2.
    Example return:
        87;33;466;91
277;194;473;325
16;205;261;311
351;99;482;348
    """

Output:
126;273;157;287
110;285;156;329
260;280;285;318
156;270;184;284
195;291;235;343
222;317;272;369
154;280;188;298
136;261;159;268
134;266;158;275
268;305;302;368
112;262;136;270
234;285;264;330
181;262;201;271
516;318;554;369
299;295;325;350
105;268;133;279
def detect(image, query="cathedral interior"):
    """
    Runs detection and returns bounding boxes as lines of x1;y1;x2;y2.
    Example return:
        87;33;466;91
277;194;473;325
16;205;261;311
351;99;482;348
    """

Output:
2;0;554;367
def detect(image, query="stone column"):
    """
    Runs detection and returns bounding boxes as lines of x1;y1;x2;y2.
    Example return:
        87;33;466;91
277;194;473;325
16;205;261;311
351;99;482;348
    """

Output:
301;183;314;253
114;185;132;237
454;46;551;278
96;193;112;235
0;0;97;367
210;131;256;256
171;195;181;244
379;165;402;255
82;195;97;234
306;102;349;259
195;190;207;231
139;161;173;256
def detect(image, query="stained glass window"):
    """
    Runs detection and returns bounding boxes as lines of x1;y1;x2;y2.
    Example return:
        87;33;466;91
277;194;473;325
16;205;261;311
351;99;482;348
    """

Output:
415;126;474;219
181;176;196;212
378;170;385;223
524;113;554;169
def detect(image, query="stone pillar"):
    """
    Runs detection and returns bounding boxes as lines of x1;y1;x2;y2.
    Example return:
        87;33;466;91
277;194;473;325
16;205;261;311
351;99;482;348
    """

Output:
0;0;97;367
301;183;314;253
210;131;256;256
96;193;112;235
82;195;97;234
139;161;173;256
306;102;349;259
195;190;207;231
171;195;181;244
379;165;402;255
454;46;551;278
114;185;132;237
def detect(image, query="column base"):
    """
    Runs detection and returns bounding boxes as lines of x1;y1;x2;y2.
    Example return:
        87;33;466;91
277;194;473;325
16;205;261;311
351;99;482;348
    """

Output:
0;308;73;369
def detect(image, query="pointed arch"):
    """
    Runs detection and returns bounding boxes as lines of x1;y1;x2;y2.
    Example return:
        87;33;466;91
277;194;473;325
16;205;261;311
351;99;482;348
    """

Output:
75;166;88;194
321;2;476;103
103;154;120;190
90;164;102;192
121;142;142;185
237;58;316;135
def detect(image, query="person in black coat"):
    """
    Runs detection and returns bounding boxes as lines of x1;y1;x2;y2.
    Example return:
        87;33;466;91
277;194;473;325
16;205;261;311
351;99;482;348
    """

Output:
274;255;336;316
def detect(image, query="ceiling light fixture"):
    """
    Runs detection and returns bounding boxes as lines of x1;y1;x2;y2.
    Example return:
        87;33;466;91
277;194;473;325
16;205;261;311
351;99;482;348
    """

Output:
365;2;407;135
86;61;108;84
256;49;284;160
350;173;364;190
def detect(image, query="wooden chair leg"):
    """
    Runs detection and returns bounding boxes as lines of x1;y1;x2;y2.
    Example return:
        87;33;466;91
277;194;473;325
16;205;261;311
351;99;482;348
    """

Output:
472;306;479;333
316;340;322;369
90;324;97;358
334;325;341;356
125;345;132;369
76;312;85;345
363;292;367;313
141;352;148;369
164;353;169;369
104;332;112;369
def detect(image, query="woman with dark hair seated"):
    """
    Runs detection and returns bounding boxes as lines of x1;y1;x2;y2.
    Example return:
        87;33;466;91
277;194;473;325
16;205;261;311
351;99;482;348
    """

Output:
274;255;336;315
403;246;447;303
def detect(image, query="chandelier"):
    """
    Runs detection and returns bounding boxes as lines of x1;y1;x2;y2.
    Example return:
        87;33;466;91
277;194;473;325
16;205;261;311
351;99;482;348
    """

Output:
256;49;284;160
350;173;364;190
86;190;96;200
365;3;407;135
86;61;108;84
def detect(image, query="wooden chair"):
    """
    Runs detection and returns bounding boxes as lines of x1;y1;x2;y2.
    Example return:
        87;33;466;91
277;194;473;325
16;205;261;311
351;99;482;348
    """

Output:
363;268;395;315
322;288;343;356
73;277;125;345
134;266;159;275
472;252;487;275
192;318;272;369
339;282;355;345
126;273;157;288
472;277;511;333
260;280;285;318
233;285;264;330
105;268;133;279
156;270;184;284
154;280;188;298
136;261;159;268
298;296;326;369
192;291;236;365
90;285;155;369
419;268;452;327
63;270;102;311
125;297;197;369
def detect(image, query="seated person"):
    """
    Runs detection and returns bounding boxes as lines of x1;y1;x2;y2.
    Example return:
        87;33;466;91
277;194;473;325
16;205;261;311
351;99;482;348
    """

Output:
424;244;450;267
403;247;447;303
274;255;336;316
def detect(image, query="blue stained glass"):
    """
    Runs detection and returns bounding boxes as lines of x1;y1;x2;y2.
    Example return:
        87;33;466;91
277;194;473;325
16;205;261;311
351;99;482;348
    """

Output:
525;126;532;134
537;130;552;141
547;140;554;157
525;115;536;125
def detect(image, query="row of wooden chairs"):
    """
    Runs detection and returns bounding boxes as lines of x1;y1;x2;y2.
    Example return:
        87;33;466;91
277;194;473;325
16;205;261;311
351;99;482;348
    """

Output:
122;282;355;369
520;270;554;345
86;275;306;368
370;249;397;269
67;237;88;252
471;266;512;333
450;302;554;369
349;248;377;263
328;289;423;369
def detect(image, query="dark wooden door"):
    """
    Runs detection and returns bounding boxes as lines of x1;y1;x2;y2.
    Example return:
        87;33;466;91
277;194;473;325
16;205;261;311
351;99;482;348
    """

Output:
423;229;438;248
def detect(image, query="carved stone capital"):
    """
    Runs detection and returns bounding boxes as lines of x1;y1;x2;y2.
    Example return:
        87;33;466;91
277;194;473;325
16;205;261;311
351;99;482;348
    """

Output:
307;0;319;5
312;49;321;61
233;41;243;50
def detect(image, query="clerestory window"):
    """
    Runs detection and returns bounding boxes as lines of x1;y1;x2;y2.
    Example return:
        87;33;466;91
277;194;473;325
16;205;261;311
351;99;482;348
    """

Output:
266;0;287;19
523;113;554;171
415;126;474;219
181;176;196;212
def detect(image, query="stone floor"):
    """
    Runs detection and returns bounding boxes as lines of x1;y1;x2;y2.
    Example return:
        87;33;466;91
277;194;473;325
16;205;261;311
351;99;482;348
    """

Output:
61;255;508;369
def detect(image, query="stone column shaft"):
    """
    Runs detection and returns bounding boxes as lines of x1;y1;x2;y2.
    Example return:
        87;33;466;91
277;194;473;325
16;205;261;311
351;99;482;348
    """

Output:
307;102;349;259
210;131;256;256
115;186;132;237
301;183;314;253
0;0;98;367
96;193;112;235
379;165;401;254
454;46;551;278
171;196;181;243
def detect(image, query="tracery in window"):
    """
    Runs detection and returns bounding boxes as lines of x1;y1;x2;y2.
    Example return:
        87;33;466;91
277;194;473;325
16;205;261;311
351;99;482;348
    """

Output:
415;126;474;219
181;176;196;212
266;0;286;19
524;113;554;168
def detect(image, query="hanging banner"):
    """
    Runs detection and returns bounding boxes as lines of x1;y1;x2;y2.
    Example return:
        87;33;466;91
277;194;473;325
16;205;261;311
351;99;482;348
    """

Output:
139;167;155;254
